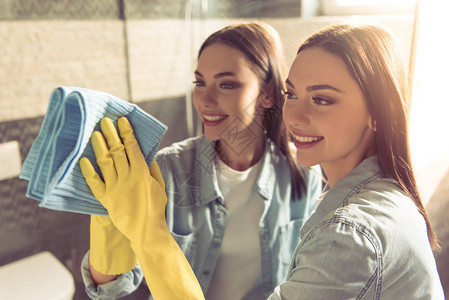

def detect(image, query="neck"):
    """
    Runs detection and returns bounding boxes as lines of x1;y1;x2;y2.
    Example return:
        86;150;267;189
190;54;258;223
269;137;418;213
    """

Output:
323;149;376;188
323;128;376;188
216;129;266;171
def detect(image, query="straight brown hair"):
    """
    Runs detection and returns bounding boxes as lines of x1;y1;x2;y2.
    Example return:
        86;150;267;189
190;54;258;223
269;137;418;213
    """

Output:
297;23;439;249
198;22;307;199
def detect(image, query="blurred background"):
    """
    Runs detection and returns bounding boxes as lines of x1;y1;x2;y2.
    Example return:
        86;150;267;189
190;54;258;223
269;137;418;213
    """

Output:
0;0;448;299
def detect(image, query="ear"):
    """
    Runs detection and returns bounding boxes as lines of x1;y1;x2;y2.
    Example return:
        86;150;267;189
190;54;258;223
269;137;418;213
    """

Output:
259;83;274;109
260;95;274;109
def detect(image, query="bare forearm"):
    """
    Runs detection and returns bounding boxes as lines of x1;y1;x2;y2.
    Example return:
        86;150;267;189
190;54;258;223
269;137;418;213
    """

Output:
89;260;120;286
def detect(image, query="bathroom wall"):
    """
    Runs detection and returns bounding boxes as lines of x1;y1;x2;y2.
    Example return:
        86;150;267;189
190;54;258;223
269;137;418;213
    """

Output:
0;1;197;299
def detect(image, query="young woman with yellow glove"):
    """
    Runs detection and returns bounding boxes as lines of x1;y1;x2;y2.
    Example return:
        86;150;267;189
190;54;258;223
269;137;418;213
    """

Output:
80;22;323;300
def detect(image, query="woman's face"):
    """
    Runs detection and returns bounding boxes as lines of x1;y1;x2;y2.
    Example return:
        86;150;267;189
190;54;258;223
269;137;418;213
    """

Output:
193;43;269;145
283;46;376;185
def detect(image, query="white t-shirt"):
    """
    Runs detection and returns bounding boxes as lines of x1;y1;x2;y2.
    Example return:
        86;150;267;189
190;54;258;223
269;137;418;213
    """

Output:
205;158;265;300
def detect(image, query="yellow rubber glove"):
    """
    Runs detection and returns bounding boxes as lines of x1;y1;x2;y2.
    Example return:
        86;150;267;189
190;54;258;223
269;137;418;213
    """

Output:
89;214;137;275
80;117;204;300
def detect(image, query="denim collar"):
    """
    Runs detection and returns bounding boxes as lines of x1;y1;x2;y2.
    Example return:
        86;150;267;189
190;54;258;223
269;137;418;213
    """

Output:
193;136;277;206
300;155;382;237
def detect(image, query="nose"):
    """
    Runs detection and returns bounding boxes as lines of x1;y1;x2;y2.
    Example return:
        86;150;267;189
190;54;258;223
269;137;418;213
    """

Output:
194;86;218;108
283;98;310;127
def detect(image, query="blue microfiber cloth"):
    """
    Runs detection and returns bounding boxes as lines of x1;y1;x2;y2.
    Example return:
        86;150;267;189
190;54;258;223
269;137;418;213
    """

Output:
20;86;167;216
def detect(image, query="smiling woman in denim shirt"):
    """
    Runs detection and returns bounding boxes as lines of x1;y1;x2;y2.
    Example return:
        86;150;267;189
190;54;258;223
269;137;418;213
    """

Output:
80;22;323;300
271;22;444;299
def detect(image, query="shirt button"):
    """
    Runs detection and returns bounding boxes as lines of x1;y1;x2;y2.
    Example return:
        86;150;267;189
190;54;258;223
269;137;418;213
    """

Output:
203;270;210;276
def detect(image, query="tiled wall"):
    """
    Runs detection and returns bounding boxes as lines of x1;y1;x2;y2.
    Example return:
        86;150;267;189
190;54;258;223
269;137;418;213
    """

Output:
0;115;92;298
0;20;129;121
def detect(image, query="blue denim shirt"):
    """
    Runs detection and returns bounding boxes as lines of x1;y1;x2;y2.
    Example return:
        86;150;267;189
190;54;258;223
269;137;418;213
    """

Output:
82;135;323;299
269;155;444;300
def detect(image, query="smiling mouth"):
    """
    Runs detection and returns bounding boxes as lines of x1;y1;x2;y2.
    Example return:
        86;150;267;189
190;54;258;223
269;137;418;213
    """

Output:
292;134;323;143
204;114;226;121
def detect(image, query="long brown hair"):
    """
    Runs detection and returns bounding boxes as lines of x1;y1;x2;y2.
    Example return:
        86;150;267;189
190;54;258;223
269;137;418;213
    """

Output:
198;22;306;198
297;23;439;249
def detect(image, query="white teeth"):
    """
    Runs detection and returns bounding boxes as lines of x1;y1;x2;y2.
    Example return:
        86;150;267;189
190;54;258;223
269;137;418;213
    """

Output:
204;115;224;121
294;135;321;142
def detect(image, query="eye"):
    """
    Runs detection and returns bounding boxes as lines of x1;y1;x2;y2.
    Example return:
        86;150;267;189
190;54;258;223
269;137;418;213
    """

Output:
281;90;298;100
193;80;205;87
220;82;236;89
312;97;333;105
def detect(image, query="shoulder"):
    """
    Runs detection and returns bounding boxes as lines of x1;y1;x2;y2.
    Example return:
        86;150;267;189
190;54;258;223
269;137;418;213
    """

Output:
155;135;213;176
303;177;442;297
155;135;212;163
342;176;420;225
334;176;427;252
300;177;412;257
156;136;205;157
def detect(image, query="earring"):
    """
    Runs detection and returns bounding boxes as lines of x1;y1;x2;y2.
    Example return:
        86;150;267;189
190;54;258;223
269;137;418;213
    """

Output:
371;119;377;132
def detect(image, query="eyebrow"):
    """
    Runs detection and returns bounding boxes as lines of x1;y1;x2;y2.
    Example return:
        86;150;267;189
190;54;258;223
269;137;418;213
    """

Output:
194;70;237;79
307;85;343;93
285;78;295;89
285;78;343;93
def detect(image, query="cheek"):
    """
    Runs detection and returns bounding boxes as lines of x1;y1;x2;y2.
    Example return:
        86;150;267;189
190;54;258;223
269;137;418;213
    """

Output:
326;113;370;146
348;110;371;132
282;101;297;126
317;112;352;142
243;90;262;112
241;100;263;125
242;99;257;116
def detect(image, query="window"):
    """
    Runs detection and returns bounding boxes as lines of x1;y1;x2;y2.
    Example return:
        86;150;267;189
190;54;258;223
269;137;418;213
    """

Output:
321;0;417;15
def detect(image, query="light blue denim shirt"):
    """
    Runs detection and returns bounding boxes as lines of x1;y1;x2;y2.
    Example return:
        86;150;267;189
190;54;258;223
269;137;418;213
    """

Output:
82;135;323;299
269;155;444;300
